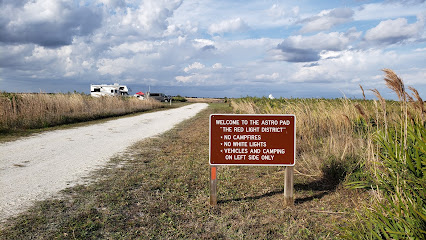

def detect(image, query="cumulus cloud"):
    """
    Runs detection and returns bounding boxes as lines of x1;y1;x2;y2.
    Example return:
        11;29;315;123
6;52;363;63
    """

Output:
212;63;223;69
1;0;425;98
135;0;182;34
299;8;354;33
201;45;216;51
303;62;320;68
192;38;215;50
273;47;319;62
175;74;210;83
0;42;88;82
0;44;34;69
108;41;155;57
0;0;102;47
97;57;133;75
354;1;426;21
283;30;360;51
184;62;205;72
208;18;249;35
255;72;280;80
364;16;424;44
267;4;286;18
288;47;426;92
98;0;126;9
115;0;183;38
275;29;361;62
175;75;192;82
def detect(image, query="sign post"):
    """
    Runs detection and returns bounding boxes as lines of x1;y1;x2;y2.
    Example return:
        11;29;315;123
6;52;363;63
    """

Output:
209;114;296;207
210;166;217;207
284;166;294;207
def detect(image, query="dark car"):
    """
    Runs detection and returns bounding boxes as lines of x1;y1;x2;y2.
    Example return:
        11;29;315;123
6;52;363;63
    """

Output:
148;93;171;102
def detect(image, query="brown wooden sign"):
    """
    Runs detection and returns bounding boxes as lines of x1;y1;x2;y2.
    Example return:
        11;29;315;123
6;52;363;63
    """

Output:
209;114;296;166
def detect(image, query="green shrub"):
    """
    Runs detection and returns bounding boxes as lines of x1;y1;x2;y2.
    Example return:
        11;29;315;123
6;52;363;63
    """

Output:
322;155;360;185
344;122;426;239
172;95;187;102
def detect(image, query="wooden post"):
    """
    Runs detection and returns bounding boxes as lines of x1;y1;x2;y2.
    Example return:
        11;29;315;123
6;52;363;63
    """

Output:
210;166;217;207
284;166;294;207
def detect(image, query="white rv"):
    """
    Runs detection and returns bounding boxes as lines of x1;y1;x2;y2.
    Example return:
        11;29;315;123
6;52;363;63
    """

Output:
90;83;129;97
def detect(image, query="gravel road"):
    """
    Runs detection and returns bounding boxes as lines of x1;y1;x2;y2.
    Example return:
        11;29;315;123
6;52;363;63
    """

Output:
0;103;208;222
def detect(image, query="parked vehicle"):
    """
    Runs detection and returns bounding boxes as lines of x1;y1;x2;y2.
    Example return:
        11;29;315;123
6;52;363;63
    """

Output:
148;92;171;102
134;91;145;100
90;83;129;97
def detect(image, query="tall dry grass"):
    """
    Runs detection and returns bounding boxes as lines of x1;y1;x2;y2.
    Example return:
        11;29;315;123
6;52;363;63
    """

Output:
231;97;381;179
345;70;426;239
230;73;424;183
0;93;162;131
231;69;425;238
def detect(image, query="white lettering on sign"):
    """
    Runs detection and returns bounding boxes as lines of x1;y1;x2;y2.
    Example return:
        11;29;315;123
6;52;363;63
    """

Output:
210;114;296;166
233;142;248;147
224;148;249;154
249;142;267;147
216;120;240;125
234;155;246;160
234;127;244;132
248;155;259;160
250;149;261;154
261;155;274;160
220;127;232;132
263;148;285;154
261;127;285;132
280;120;291;125
246;127;260;132
233;135;262;140
261;120;278;125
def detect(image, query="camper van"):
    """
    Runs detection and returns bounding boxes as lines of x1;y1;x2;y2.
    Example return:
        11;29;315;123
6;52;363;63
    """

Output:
90;83;129;97
148;92;171;102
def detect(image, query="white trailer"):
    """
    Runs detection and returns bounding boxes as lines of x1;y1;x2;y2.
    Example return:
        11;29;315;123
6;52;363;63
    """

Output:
90;83;129;97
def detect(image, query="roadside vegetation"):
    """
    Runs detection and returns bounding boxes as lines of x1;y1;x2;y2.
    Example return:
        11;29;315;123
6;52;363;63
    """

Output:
0;103;365;239
171;95;188;102
0;93;163;132
231;69;425;239
0;69;424;239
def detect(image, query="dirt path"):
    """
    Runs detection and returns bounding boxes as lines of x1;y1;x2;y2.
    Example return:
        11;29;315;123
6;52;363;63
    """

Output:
0;103;208;222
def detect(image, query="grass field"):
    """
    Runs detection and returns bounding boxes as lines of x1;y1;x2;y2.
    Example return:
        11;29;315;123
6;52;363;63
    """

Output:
0;70;424;239
1;103;369;239
229;69;425;239
0;93;163;132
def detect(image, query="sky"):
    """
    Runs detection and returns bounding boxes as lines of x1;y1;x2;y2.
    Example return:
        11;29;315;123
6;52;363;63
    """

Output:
0;0;425;99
